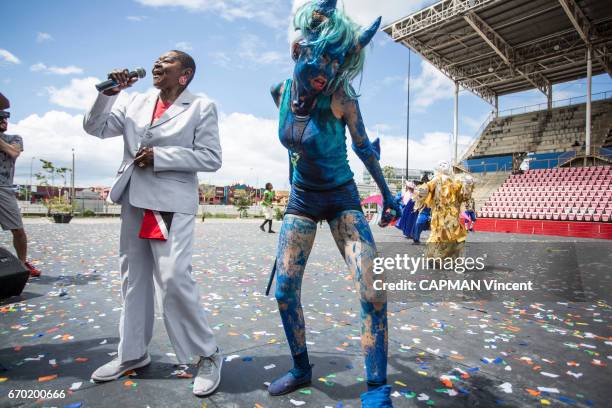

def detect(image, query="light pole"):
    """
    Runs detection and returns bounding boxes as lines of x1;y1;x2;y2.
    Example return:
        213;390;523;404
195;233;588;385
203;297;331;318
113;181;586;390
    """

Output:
28;156;36;202
71;149;75;207
406;49;411;179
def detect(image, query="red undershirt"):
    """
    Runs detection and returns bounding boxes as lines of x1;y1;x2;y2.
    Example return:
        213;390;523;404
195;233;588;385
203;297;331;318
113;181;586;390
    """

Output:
152;97;172;122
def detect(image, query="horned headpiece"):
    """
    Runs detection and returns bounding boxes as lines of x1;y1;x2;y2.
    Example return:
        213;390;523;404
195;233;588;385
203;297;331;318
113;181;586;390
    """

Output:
307;0;382;54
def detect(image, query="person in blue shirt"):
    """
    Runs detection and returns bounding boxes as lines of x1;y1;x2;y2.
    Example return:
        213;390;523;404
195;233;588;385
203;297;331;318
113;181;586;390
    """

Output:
267;1;399;406
412;206;431;244
396;181;418;239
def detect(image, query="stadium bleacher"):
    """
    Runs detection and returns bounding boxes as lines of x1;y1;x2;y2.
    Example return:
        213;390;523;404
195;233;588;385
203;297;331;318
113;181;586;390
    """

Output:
384;0;612;237
479;166;612;222
470;98;612;159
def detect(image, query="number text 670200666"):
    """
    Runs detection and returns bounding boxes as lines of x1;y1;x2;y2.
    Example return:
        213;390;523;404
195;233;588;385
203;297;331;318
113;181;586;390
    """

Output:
8;389;67;399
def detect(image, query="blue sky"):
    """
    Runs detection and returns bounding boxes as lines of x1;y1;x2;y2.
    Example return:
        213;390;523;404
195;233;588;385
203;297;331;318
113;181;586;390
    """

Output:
1;0;611;189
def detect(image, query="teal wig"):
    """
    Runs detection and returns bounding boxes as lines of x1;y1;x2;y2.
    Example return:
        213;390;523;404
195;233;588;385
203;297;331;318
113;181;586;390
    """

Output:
293;1;380;99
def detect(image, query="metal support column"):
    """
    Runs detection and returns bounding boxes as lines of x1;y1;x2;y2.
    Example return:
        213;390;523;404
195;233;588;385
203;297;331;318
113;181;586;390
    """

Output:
453;82;459;164
586;46;592;163
547;83;553;110
494;94;499;118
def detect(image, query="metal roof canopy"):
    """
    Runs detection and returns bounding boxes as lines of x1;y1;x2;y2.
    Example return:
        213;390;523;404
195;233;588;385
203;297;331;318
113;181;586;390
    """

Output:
383;0;612;106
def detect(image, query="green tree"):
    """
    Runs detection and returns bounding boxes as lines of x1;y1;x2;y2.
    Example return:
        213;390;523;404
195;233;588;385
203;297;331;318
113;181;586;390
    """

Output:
36;159;70;195
234;195;252;218
35;159;73;214
382;165;395;183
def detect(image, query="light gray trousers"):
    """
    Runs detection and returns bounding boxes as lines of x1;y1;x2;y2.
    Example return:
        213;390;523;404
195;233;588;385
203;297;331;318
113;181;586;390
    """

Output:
117;189;217;364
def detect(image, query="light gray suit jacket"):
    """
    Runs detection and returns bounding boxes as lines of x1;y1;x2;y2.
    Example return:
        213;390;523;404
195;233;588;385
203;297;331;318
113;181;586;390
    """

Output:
83;90;222;215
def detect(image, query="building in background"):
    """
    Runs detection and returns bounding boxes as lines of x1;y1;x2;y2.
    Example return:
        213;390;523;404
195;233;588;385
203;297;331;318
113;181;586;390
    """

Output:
360;166;432;197
74;188;105;213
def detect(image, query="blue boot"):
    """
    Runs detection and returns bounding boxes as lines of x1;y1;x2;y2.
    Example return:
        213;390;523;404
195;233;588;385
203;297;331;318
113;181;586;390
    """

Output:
361;385;393;408
268;367;312;396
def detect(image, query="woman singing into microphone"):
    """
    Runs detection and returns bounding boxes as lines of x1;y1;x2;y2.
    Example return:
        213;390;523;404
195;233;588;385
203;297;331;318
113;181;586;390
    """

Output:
267;1;399;406
83;50;223;397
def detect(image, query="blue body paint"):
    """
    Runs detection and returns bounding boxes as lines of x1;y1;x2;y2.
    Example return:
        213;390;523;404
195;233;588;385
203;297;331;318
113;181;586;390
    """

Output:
279;79;353;190
274;215;316;356
270;0;393;401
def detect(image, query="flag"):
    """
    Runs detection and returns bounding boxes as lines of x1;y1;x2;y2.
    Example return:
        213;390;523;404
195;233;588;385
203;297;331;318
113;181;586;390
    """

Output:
139;209;174;241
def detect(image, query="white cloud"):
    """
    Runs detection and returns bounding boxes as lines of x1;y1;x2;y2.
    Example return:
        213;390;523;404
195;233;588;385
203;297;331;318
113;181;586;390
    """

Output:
175;41;193;51
290;0;430;32
411;60;455;110
9;104;473;189
45;78;152;112
208;51;231;68
135;0;289;28
126;15;148;22
350;131;474;181
11;111;124;187
30;62;84;75
381;75;404;87
238;34;284;66
36;32;53;42
46;77;101;110
0;49;21;65
210;34;287;70
214;112;288;188
9;106;286;189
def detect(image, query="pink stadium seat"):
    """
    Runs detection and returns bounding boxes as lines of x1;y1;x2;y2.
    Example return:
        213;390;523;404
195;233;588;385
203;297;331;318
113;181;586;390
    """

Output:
482;165;610;223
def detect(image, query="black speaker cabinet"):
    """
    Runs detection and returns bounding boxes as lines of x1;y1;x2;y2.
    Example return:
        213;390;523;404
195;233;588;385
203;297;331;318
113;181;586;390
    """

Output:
0;247;29;299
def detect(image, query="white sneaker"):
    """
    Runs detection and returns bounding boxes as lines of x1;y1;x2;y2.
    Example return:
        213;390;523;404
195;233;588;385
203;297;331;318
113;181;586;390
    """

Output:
91;353;151;382
193;349;223;396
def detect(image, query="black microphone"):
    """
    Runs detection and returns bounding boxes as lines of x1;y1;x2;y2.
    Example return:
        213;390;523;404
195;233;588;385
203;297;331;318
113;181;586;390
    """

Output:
95;68;146;92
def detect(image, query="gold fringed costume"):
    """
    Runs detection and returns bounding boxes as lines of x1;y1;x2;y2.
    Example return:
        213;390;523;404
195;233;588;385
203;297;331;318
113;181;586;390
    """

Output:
414;161;474;260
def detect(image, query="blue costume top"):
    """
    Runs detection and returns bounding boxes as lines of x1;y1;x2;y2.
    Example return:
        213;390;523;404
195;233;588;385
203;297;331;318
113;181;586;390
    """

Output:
279;79;354;190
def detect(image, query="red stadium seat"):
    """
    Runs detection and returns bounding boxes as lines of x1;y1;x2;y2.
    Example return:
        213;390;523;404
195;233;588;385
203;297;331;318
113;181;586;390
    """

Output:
481;165;610;223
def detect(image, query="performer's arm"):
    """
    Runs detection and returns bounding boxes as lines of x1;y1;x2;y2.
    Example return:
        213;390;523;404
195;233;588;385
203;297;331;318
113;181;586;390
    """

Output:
83;69;136;139
83;93;127;139
270;82;284;108
153;101;222;172
340;92;398;214
0;92;9;110
0;137;22;160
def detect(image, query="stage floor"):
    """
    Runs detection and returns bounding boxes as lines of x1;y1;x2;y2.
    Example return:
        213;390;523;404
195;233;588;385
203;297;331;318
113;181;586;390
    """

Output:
1;219;610;408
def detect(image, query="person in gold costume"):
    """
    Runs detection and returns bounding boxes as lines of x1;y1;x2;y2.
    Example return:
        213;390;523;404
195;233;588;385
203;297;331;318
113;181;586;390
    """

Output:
414;160;474;260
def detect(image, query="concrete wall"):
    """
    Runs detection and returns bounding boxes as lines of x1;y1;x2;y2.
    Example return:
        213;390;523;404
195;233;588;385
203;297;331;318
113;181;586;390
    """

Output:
18;202;280;218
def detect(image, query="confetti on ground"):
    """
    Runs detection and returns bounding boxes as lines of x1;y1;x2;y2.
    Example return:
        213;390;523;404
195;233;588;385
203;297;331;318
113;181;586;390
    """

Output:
0;221;609;407
499;382;513;394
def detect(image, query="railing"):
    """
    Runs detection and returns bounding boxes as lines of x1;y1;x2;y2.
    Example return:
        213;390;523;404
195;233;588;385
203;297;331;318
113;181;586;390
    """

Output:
459;111;495;161
556;151;577;168
462;161;510;173
529;148;612;169
525;157;568;169
598;147;612;161
498;91;612;118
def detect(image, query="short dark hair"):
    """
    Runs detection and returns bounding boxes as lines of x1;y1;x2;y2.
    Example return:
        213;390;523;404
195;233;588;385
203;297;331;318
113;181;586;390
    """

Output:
171;50;196;85
265;182;273;190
